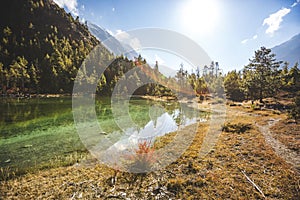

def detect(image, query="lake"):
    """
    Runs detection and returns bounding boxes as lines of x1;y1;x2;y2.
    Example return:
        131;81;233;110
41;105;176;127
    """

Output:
0;97;207;176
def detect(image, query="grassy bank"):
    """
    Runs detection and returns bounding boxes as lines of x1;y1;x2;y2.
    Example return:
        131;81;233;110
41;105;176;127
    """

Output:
0;105;299;199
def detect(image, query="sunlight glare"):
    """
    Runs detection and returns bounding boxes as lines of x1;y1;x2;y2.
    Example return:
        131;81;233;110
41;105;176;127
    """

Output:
180;0;219;36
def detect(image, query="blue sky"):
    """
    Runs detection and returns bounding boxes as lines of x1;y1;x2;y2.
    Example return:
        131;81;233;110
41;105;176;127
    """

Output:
54;0;300;72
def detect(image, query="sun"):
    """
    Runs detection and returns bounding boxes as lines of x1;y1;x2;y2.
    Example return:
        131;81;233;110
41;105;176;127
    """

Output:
180;0;220;36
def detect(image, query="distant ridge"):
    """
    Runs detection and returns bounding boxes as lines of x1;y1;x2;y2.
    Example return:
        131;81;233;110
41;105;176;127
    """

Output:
87;22;138;59
272;33;300;67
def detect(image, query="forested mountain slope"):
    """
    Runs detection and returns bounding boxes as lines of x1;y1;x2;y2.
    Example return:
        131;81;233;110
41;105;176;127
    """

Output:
0;0;107;93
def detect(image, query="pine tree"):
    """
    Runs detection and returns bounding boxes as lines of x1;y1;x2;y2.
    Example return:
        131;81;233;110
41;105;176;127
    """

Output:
17;56;30;92
243;47;282;102
287;62;300;92
280;61;289;89
154;61;159;71
224;70;244;101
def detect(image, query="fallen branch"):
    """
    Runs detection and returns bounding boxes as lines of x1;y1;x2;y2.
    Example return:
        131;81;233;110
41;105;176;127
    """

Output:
241;170;266;198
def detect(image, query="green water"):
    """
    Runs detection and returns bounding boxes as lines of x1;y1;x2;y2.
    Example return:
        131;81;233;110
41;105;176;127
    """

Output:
0;97;205;177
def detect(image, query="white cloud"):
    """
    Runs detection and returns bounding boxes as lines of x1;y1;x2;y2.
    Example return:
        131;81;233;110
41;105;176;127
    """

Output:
116;29;123;35
112;7;115;12
115;30;142;50
263;8;291;36
241;39;248;44
291;0;300;7
241;34;257;44
53;0;78;16
115;30;129;41
80;5;85;11
128;38;141;50
291;2;297;7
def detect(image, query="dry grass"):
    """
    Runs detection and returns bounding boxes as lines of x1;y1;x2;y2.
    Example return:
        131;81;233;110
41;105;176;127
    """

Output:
270;117;300;154
0;106;299;199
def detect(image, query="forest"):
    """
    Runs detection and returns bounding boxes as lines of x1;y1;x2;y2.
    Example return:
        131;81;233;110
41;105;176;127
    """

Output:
0;0;98;94
0;0;299;111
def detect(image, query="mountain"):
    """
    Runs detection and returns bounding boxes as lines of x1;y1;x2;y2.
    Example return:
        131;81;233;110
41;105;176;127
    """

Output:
87;22;138;59
0;0;168;97
0;0;111;93
272;33;300;67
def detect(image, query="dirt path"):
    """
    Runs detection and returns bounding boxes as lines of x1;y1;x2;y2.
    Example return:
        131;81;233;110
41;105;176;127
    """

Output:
230;107;300;169
256;118;300;169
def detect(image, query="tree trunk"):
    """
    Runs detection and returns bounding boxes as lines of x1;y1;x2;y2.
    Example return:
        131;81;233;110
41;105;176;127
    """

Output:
259;85;263;103
259;92;263;103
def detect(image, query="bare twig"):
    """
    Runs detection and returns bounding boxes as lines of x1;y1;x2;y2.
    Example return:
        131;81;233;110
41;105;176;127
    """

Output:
241;170;266;198
70;191;77;200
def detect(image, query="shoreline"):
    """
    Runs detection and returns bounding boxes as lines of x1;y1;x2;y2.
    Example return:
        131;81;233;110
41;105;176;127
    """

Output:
1;93;72;98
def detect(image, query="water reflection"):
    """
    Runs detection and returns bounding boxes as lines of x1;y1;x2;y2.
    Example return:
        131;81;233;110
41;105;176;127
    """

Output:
102;104;207;154
113;112;178;151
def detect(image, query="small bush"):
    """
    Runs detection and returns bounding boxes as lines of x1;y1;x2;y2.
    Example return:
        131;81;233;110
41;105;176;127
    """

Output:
127;141;156;173
250;103;260;110
289;95;300;121
167;178;185;193
222;123;251;133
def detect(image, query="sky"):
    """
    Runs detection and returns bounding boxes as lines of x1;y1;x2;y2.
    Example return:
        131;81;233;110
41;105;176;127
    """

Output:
53;0;300;73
